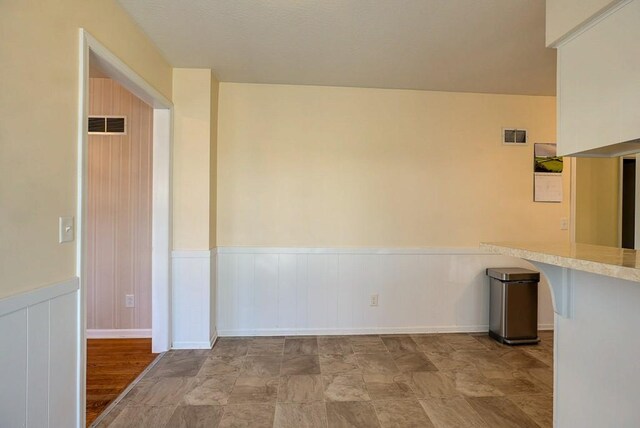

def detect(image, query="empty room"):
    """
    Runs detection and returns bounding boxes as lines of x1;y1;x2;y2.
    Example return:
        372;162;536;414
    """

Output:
2;1;639;427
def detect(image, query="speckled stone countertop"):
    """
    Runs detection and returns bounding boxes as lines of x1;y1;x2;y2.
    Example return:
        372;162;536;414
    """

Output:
480;242;640;282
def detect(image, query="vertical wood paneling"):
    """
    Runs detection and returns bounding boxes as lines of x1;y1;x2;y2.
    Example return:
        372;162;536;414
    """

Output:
49;292;78;428
87;78;153;330
217;249;556;335
0;309;27;428
27;301;50;428
0;281;78;428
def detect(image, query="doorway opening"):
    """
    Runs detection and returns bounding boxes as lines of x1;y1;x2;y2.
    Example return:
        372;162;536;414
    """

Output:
621;157;636;249
78;30;172;427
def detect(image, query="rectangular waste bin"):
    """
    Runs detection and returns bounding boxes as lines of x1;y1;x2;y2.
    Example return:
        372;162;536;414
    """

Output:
486;267;540;345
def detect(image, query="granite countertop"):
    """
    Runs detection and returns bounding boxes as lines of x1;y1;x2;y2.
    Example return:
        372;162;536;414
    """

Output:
480;241;640;282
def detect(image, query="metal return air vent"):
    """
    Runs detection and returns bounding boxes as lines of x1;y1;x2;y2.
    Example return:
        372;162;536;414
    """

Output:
502;128;527;145
88;116;127;135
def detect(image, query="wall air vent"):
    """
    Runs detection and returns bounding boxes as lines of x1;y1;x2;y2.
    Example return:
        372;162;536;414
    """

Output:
502;128;527;145
88;116;127;135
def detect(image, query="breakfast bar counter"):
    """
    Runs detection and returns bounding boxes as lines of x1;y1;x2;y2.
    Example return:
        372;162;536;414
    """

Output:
481;242;640;428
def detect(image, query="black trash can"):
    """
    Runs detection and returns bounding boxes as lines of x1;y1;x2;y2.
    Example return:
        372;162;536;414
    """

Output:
486;268;540;345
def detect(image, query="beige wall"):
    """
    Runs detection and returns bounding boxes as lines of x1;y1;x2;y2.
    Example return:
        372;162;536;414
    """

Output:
0;0;172;299
86;78;152;330
217;83;570;247
546;0;622;45
172;68;219;250
574;158;620;246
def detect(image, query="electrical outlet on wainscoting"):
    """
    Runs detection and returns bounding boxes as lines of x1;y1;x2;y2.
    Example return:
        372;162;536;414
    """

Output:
125;294;135;308
370;294;379;307
560;217;569;230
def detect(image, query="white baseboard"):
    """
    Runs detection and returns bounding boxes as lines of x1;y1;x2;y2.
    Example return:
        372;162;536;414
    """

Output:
86;329;151;339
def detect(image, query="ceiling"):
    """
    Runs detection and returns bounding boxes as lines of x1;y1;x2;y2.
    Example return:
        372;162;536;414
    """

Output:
118;0;556;95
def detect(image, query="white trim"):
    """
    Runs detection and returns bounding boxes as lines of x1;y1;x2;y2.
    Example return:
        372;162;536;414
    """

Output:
172;249;214;258
86;329;152;339
151;108;172;353
548;0;633;48
83;33;171;109
0;278;79;317
216;246;491;255
218;324;554;337
78;28;173;427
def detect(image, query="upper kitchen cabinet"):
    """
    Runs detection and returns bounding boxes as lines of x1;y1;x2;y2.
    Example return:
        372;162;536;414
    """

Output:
550;0;640;156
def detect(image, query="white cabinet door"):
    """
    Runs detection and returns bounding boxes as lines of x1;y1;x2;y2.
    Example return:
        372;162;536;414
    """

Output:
558;0;640;156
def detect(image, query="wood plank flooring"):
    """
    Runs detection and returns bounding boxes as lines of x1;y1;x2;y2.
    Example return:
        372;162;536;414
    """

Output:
86;338;158;426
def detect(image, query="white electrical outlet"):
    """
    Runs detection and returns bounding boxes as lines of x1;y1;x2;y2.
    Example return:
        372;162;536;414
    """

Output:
370;294;379;306
560;218;569;230
125;294;135;308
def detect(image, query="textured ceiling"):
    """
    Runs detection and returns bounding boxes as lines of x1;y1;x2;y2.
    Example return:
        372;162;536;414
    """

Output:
118;0;556;95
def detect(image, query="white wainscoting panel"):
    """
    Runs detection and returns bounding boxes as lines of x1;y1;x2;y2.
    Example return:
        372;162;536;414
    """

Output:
217;248;554;336
0;277;79;428
172;250;216;349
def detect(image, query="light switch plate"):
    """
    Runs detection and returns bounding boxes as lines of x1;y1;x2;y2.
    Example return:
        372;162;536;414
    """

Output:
59;216;74;243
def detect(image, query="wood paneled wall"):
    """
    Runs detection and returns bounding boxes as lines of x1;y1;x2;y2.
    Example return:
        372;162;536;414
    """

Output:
87;78;152;330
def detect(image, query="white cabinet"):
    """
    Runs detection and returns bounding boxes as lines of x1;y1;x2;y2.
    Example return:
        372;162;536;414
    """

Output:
557;0;640;156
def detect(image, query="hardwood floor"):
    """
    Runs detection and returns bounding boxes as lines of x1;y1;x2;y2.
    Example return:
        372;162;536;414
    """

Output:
86;338;158;426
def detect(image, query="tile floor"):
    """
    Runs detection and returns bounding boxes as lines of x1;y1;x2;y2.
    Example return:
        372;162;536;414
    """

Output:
96;331;553;428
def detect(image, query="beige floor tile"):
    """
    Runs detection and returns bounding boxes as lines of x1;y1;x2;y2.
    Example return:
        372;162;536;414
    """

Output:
166;404;225;427
126;377;196;405
181;375;237;405
219;403;275;428
284;338;319;355
363;374;414;400
419;396;488;428
391;352;438;372
227;376;279;404
444;371;504;398
274;402;328;428
326;401;381;428
241;355;282;377
318;337;354;355
281;355;321;375
411;335;455;353
106;404;176;427
466;396;540;428
247;337;285;356
521;346;554;367
407;372;459;399
373;399;434;428
500;349;550;369
356;353;400;374
278;375;324;403
525;367;554;390
439;334;489;351
319;353;362;375
198;355;245;376
380;336;419;353
350;336;388;353
508;394;553;428
212;340;250;357
323;374;370;401
146;353;207;378
487;376;549;396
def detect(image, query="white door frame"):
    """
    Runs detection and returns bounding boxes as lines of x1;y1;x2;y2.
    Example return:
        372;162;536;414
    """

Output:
77;29;172;426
